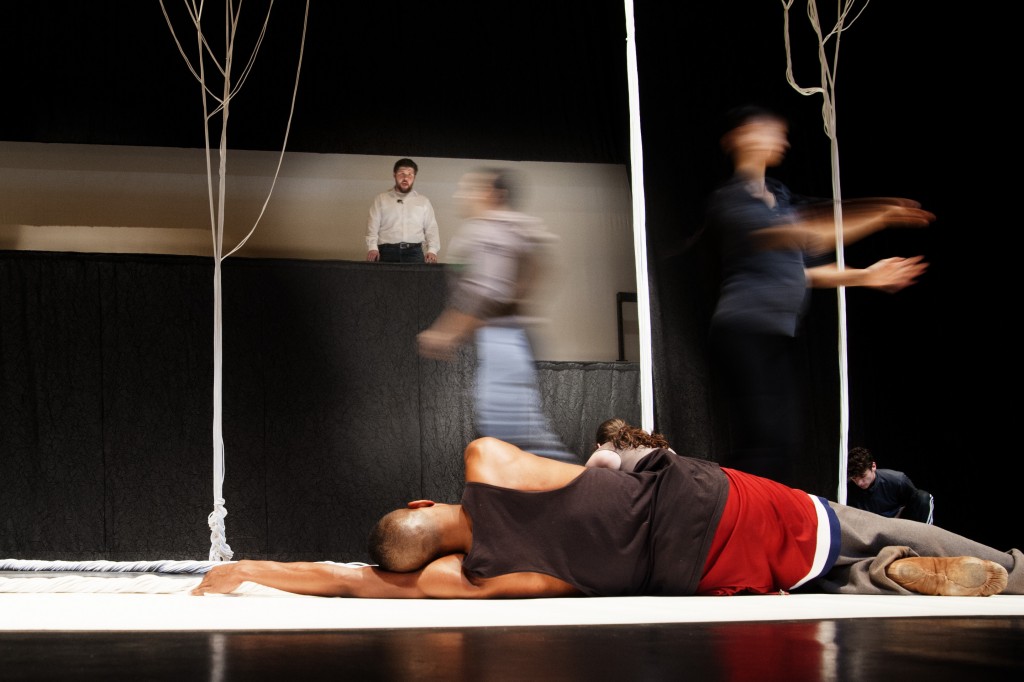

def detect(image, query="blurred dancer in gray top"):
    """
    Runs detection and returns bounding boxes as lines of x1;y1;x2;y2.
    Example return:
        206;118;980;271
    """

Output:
417;168;574;462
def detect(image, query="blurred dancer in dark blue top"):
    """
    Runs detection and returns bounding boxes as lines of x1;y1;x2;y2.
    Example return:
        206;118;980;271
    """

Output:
706;106;934;486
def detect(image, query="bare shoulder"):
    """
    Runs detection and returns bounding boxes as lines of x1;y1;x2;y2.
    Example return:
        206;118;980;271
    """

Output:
464;437;585;491
417;554;582;599
472;571;584;599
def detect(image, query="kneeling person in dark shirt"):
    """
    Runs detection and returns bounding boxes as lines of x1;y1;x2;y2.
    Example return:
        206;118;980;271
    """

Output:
847;446;934;524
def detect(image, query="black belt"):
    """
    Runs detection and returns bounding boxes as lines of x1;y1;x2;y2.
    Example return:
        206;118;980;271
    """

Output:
380;243;419;249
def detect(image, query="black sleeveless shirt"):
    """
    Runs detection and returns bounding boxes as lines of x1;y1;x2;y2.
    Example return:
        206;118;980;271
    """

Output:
460;449;729;596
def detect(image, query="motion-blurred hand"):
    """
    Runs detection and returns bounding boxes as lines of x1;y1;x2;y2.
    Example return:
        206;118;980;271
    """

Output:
865;255;929;293
417;329;458;361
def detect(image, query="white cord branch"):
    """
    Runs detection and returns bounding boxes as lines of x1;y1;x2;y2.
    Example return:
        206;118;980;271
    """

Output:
159;1;311;560
781;0;872;503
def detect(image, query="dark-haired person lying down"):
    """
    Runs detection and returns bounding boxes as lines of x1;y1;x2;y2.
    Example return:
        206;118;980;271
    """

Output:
193;433;1018;599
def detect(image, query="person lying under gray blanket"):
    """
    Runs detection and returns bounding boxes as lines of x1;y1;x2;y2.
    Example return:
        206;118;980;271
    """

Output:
192;433;1018;599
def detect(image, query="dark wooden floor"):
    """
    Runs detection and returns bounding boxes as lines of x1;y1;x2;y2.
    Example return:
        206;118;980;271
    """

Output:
2;617;1022;681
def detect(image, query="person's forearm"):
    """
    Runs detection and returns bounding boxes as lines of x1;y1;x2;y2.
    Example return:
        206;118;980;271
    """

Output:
192;560;427;598
453;309;485;337
426;309;482;344
796;198;924;247
805;264;868;288
832;215;886;245
417;309;484;360
806;255;927;292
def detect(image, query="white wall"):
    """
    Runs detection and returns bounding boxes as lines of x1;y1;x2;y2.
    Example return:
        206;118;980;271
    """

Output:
0;141;640;361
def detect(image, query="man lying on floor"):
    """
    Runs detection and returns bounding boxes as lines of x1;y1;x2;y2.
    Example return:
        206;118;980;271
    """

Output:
192;433;1020;599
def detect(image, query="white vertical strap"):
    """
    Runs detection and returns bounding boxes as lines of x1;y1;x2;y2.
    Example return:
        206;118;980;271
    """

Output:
623;1;655;432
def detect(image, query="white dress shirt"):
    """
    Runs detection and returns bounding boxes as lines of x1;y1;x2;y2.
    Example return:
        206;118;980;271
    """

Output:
365;188;440;255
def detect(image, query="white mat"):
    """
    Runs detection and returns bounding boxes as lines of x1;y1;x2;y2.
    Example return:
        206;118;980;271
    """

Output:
2;588;1023;632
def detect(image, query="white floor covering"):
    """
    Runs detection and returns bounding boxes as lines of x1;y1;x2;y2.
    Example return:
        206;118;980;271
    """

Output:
2;581;1023;632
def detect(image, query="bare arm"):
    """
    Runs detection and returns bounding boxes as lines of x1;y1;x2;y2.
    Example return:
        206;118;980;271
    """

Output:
464;436;586;491
806;255;928;292
417;309;483;360
808;199;934;249
417;554;582;599
754;199;935;255
191;555;581;599
191;560;432;598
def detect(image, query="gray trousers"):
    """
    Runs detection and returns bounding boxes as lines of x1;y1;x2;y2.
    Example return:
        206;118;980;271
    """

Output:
806;502;1024;595
474;326;575;463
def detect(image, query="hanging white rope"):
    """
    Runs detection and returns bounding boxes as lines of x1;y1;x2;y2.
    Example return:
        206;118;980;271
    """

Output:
781;0;872;503
160;0;311;560
0;558;222;573
622;1;654;432
0;559;369;594
0;574;206;595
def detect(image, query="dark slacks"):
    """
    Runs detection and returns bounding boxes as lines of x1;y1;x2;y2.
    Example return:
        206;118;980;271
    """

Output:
378;243;424;263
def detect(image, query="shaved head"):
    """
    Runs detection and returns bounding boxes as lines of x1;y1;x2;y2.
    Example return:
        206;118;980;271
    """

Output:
367;507;443;572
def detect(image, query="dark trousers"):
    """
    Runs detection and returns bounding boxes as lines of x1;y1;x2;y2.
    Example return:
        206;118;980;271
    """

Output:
898;489;935;524
378;243;424;263
709;325;801;487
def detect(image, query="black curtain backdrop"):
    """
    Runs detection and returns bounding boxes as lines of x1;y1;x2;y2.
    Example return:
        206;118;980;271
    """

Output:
0;252;641;561
0;2;1016;554
636;3;1014;549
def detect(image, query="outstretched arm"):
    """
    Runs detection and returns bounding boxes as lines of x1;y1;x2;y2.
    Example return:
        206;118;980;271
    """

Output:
417;309;483;360
191;554;581;599
191;559;434;598
417;554;582;598
806;255;928;292
753;199;935;255
797;198;935;251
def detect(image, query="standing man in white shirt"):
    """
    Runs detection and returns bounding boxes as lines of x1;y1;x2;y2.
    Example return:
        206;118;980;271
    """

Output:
365;158;441;264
